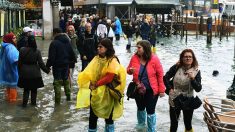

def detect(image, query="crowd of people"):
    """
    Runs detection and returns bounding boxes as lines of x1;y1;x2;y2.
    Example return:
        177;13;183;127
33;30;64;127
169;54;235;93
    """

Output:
0;12;202;132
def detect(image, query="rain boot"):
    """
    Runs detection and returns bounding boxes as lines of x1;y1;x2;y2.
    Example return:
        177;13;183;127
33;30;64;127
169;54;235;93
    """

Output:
54;80;62;105
147;113;156;132
185;128;194;132
22;89;30;107
152;47;156;54
105;124;114;132
88;128;97;132
135;110;146;129
5;88;10;101
63;80;71;101
9;88;17;102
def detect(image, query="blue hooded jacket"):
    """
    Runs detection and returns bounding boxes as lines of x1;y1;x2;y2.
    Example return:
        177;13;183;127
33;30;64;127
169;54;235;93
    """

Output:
0;43;19;87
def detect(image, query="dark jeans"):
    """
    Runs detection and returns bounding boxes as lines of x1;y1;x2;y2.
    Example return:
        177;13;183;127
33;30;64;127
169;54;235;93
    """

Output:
149;39;156;47
135;89;159;114
169;106;194;132
52;66;69;80
81;60;89;71
115;34;120;41
22;88;37;107
89;105;114;129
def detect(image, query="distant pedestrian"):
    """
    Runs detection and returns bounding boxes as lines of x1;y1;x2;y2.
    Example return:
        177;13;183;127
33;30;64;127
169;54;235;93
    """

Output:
106;19;115;42
96;19;107;42
140;19;151;40
17;35;50;107
164;49;202;132
127;40;165;132
0;33;19;102
66;25;79;82
46;28;76;105
124;21;135;51
77;22;98;71
149;18;158;53
17;26;34;50
113;16;122;44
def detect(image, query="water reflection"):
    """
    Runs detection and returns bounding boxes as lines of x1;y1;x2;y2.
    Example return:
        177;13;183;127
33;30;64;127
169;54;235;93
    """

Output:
0;36;234;131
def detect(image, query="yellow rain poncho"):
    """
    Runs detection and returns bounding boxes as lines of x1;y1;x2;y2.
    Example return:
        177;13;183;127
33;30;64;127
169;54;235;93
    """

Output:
76;56;126;120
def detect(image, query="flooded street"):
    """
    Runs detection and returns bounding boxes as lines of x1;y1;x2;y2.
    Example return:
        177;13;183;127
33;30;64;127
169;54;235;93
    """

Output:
0;35;235;132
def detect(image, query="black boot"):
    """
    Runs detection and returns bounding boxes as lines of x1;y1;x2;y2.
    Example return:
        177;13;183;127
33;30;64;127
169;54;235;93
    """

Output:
31;89;37;106
22;89;30;107
227;75;235;100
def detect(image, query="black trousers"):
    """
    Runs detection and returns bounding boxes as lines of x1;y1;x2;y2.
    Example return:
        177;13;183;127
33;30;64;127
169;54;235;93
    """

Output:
22;88;37;107
115;34;120;41
89;105;114;129
169;106;194;132
135;89;159;114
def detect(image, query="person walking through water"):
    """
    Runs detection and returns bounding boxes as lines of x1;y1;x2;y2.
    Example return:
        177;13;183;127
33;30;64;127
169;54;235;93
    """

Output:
76;38;126;132
66;25;79;83
17;35;50;107
46;28;76;105
164;49;202;132
0;33;19;102
127;40;165;132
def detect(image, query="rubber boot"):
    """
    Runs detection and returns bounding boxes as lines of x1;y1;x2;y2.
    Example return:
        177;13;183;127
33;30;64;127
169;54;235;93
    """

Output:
147;113;156;132
9;88;17;102
88;128;97;132
22;89;30;107
31;89;37;106
185;128;194;132
54;80;62;105
5;88;10;101
135;110;146;129
152;47;156;54
105;124;114;132
63;80;71;101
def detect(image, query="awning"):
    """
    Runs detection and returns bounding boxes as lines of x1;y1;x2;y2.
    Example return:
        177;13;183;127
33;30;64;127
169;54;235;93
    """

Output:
106;2;132;5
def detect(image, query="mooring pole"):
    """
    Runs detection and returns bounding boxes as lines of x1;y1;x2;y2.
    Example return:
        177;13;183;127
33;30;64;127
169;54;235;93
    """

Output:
207;17;212;44
185;13;188;43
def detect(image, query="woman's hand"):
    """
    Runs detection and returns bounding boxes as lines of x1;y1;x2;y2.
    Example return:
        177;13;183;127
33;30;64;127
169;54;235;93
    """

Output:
159;92;165;97
89;82;97;90
129;67;135;74
186;71;195;80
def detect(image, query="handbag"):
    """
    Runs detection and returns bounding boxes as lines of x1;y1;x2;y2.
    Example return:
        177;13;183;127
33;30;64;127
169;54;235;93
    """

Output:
126;81;137;100
106;75;122;103
126;61;148;100
173;93;202;110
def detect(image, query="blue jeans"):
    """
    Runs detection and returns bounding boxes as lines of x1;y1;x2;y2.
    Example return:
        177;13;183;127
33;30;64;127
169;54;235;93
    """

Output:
135;89;159;114
52;66;69;81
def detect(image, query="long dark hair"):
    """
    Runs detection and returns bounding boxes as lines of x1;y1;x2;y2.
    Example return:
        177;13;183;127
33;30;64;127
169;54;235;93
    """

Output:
136;40;152;61
178;49;198;68
27;35;37;51
100;38;115;59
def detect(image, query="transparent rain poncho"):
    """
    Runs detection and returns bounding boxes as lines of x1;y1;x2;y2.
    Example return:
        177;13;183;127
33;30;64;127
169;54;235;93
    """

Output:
76;56;126;120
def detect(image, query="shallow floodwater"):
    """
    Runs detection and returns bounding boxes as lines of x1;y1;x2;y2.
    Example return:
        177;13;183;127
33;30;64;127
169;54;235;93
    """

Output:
0;35;235;132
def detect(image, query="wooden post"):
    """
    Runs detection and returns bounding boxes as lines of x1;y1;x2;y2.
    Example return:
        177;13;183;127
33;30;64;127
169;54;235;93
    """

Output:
185;13;188;43
207;17;212;44
215;16;217;37
196;16;198;39
199;16;204;35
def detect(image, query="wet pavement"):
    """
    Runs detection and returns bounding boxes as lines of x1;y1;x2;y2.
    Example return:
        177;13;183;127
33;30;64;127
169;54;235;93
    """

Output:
0;35;235;131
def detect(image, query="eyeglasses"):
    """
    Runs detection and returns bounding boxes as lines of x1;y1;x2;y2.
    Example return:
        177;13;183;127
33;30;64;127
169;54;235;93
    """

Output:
183;56;192;59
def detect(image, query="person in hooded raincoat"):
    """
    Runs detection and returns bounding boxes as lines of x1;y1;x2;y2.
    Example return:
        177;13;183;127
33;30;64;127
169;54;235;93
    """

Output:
0;32;19;102
76;38;126;132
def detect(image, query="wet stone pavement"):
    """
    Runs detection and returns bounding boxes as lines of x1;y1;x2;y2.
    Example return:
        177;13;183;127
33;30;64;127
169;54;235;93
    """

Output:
0;35;235;132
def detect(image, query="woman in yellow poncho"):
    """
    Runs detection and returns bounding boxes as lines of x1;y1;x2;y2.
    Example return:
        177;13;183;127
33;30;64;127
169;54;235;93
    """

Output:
76;38;126;132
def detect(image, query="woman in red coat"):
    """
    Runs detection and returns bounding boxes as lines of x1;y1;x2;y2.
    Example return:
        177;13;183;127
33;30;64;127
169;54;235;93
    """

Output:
127;40;165;132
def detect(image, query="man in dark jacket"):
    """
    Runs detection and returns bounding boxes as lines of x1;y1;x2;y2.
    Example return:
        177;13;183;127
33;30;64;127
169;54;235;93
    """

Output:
46;28;76;105
17;26;33;50
78;22;98;71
